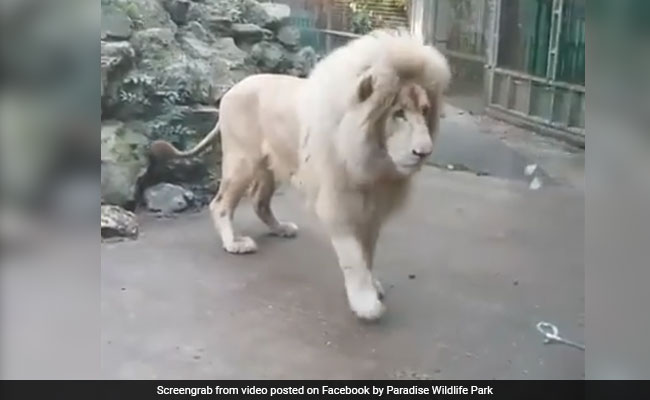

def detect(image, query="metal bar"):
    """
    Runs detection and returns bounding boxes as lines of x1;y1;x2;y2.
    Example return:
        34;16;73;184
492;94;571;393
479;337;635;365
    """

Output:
494;67;585;93
488;103;584;135
441;49;486;63
486;0;501;107
545;0;564;128
433;0;439;44
486;105;585;148
547;0;564;80
312;28;361;39
525;77;532;116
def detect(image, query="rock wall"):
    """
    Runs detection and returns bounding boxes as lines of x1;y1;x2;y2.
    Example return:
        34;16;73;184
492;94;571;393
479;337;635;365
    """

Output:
100;0;317;212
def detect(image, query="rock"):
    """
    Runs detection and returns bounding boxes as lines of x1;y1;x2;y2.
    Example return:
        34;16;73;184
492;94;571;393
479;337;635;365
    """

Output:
101;41;135;72
101;122;149;208
249;41;314;76
174;35;248;102
101;7;133;40
277;25;300;49
204;16;233;37
289;46;316;77
130;27;179;61
144;183;194;213
110;23;252;119
186;20;209;41
112;0;175;30
186;0;240;35
101;41;135;100
214;37;249;68
247;1;290;29
145;106;219;187
114;28;202;117
232;23;266;45
162;0;191;25
182;105;219;135
250;41;290;73
102;205;139;239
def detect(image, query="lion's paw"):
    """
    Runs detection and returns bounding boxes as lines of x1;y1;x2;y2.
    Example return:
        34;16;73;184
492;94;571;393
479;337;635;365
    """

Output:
224;236;258;254
271;221;299;238
348;286;386;321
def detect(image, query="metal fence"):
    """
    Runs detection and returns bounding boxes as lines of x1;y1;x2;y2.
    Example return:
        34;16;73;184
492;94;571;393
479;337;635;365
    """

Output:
409;0;585;146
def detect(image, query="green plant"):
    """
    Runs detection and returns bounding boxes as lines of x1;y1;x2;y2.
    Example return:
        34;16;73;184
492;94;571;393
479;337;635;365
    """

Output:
228;0;246;23
149;96;195;146
114;1;144;30
349;1;375;35
150;119;195;145
118;73;155;107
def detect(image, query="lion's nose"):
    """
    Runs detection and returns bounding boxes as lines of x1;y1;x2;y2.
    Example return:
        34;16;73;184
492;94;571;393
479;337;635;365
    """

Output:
412;148;432;158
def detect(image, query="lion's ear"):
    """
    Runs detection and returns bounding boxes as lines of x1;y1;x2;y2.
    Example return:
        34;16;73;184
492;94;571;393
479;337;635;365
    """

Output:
357;74;374;102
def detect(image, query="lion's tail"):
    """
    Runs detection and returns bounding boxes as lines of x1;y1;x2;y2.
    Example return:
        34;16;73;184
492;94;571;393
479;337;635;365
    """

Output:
149;121;221;160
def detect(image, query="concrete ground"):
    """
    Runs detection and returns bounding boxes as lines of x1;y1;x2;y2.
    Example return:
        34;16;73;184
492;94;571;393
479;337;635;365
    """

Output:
101;110;585;380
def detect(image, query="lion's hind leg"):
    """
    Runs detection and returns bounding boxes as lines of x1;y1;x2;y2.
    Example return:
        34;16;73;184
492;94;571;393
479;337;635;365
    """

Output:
250;165;298;238
210;158;258;254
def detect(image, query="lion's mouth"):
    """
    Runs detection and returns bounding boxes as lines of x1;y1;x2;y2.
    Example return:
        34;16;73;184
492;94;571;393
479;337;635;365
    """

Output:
396;160;423;173
400;159;423;168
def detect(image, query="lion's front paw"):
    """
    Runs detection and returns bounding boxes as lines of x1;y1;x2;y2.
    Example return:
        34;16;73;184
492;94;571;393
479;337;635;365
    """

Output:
347;286;386;321
271;221;299;238
223;236;258;254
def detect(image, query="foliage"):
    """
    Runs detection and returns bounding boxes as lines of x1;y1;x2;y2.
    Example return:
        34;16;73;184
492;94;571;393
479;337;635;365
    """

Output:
227;0;246;23
150;93;195;146
118;73;155;108
114;0;145;30
349;0;407;34
349;1;375;35
117;72;197;144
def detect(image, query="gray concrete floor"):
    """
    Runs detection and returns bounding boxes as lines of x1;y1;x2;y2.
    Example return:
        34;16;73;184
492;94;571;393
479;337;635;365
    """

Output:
101;112;585;379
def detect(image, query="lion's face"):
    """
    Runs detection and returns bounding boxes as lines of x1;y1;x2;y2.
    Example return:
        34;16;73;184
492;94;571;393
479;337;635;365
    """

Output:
382;83;437;176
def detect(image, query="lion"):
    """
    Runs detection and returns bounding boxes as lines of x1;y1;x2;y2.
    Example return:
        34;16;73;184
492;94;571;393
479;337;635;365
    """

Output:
150;29;451;321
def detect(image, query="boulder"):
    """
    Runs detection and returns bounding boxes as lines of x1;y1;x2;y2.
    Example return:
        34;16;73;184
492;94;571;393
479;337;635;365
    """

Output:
186;20;210;41
289;46;317;77
232;23;266;45
186;0;239;35
101;205;139;239
243;1;290;29
250;41;290;73
112;28;217;117
277;25;301;49
111;0;175;30
144;183;195;213
162;0;192;25
101;40;135;100
145;106;219;185
101;122;149;208
203;16;234;37
213;37;249;69
181;105;220;136
260;2;291;24
101;7;133;40
130;27;180;62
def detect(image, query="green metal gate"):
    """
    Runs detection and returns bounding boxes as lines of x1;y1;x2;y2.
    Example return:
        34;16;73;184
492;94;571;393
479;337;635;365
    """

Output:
409;0;585;145
487;0;585;145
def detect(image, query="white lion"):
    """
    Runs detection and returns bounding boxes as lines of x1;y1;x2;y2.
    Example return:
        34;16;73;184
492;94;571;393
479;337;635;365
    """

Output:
150;29;451;320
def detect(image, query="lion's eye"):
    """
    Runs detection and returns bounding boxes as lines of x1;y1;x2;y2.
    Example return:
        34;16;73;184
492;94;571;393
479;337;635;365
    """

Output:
393;109;405;120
